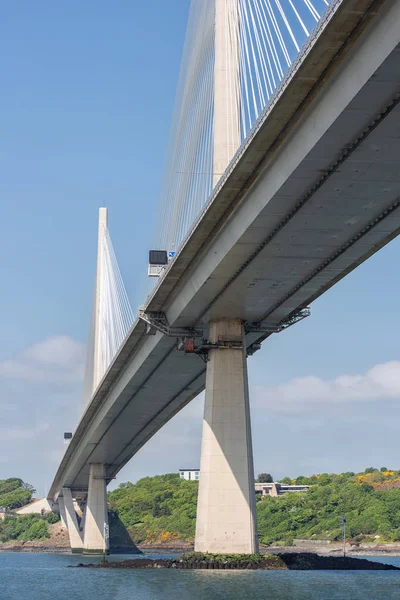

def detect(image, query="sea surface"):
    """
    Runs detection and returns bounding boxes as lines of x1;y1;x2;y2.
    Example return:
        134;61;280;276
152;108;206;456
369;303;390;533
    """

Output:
1;552;400;600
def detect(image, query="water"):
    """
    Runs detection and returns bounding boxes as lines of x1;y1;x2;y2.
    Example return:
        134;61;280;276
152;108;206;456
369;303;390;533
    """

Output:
1;552;400;600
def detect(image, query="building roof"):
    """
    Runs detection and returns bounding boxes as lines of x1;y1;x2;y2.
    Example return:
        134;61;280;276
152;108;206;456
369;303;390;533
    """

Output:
179;468;200;471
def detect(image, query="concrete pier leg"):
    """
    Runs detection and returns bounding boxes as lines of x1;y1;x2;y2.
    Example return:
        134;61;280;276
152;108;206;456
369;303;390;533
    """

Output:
80;504;87;533
58;497;67;529
83;464;109;554
195;319;258;554
62;488;83;553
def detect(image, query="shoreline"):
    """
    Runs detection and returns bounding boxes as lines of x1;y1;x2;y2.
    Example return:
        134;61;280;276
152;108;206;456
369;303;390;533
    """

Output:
3;543;400;556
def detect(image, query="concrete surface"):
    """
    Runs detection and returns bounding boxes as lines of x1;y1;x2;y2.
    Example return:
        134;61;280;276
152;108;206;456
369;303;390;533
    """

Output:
83;464;109;554
195;320;258;553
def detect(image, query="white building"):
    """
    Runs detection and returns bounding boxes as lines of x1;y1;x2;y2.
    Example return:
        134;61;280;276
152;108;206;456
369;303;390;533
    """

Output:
179;469;200;481
255;482;310;497
179;471;309;497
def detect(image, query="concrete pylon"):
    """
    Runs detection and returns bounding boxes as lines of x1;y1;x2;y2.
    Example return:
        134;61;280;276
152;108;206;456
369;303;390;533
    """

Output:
93;207;108;394
83;464;109;554
213;0;240;187
195;320;258;554
62;488;83;553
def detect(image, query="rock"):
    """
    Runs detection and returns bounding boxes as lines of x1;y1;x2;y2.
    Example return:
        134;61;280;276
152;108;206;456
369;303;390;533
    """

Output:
72;552;400;571
278;552;400;570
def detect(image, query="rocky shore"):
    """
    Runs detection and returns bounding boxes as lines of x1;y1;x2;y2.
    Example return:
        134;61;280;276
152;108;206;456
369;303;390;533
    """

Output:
73;552;400;571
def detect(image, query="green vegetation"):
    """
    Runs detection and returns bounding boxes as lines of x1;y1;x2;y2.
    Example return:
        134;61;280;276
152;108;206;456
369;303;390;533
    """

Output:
258;469;400;545
0;512;59;543
5;468;400;547
109;469;400;546
0;478;35;509
174;552;282;568
178;552;274;565
108;474;198;543
0;478;60;544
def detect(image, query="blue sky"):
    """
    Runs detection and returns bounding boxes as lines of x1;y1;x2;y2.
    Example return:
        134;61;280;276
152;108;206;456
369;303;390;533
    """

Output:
1;1;399;496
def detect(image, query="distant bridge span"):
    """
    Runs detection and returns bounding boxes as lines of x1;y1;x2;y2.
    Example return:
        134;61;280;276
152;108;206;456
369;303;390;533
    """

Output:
49;0;400;554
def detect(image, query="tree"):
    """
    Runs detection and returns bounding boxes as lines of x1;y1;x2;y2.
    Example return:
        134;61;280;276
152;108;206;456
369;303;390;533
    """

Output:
380;467;388;472
22;482;36;495
295;476;310;485
365;467;378;474
0;478;24;496
279;477;293;485
256;473;273;483
318;473;332;486
0;488;32;509
0;478;35;509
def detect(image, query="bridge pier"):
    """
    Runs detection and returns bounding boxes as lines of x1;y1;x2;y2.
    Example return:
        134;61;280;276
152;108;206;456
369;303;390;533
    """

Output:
58;497;67;529
80;504;87;534
62;488;83;553
83;464;109;554
195;319;258;554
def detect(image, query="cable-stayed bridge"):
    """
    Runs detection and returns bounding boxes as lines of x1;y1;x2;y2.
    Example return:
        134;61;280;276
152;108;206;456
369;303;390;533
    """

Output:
46;0;400;554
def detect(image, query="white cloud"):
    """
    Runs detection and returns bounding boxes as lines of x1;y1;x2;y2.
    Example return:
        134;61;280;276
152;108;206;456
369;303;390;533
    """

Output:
0;336;85;384
253;361;400;412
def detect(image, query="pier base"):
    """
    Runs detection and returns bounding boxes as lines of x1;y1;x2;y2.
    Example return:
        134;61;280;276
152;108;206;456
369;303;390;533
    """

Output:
58;497;67;529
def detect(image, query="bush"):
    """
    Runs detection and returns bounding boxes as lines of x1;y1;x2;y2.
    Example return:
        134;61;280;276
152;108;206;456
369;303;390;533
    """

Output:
21;520;49;541
43;511;60;524
0;512;51;543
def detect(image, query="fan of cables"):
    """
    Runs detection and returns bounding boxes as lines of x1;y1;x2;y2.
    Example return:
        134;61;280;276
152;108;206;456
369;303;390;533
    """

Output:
152;0;332;258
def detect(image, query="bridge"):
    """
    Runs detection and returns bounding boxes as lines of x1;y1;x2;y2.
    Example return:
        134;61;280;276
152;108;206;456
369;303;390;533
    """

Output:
46;0;400;554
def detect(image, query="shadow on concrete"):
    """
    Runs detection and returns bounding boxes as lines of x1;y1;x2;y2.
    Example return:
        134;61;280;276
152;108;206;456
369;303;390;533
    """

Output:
109;512;142;554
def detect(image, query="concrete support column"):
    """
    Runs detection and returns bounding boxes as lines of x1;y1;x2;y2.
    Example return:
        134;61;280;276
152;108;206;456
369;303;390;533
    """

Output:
213;0;240;187
58;497;67;529
80;504;87;533
195;319;258;554
62;488;83;553
83;464;109;554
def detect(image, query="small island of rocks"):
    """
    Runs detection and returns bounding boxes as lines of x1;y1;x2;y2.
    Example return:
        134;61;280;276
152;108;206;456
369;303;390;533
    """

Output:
73;552;400;571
